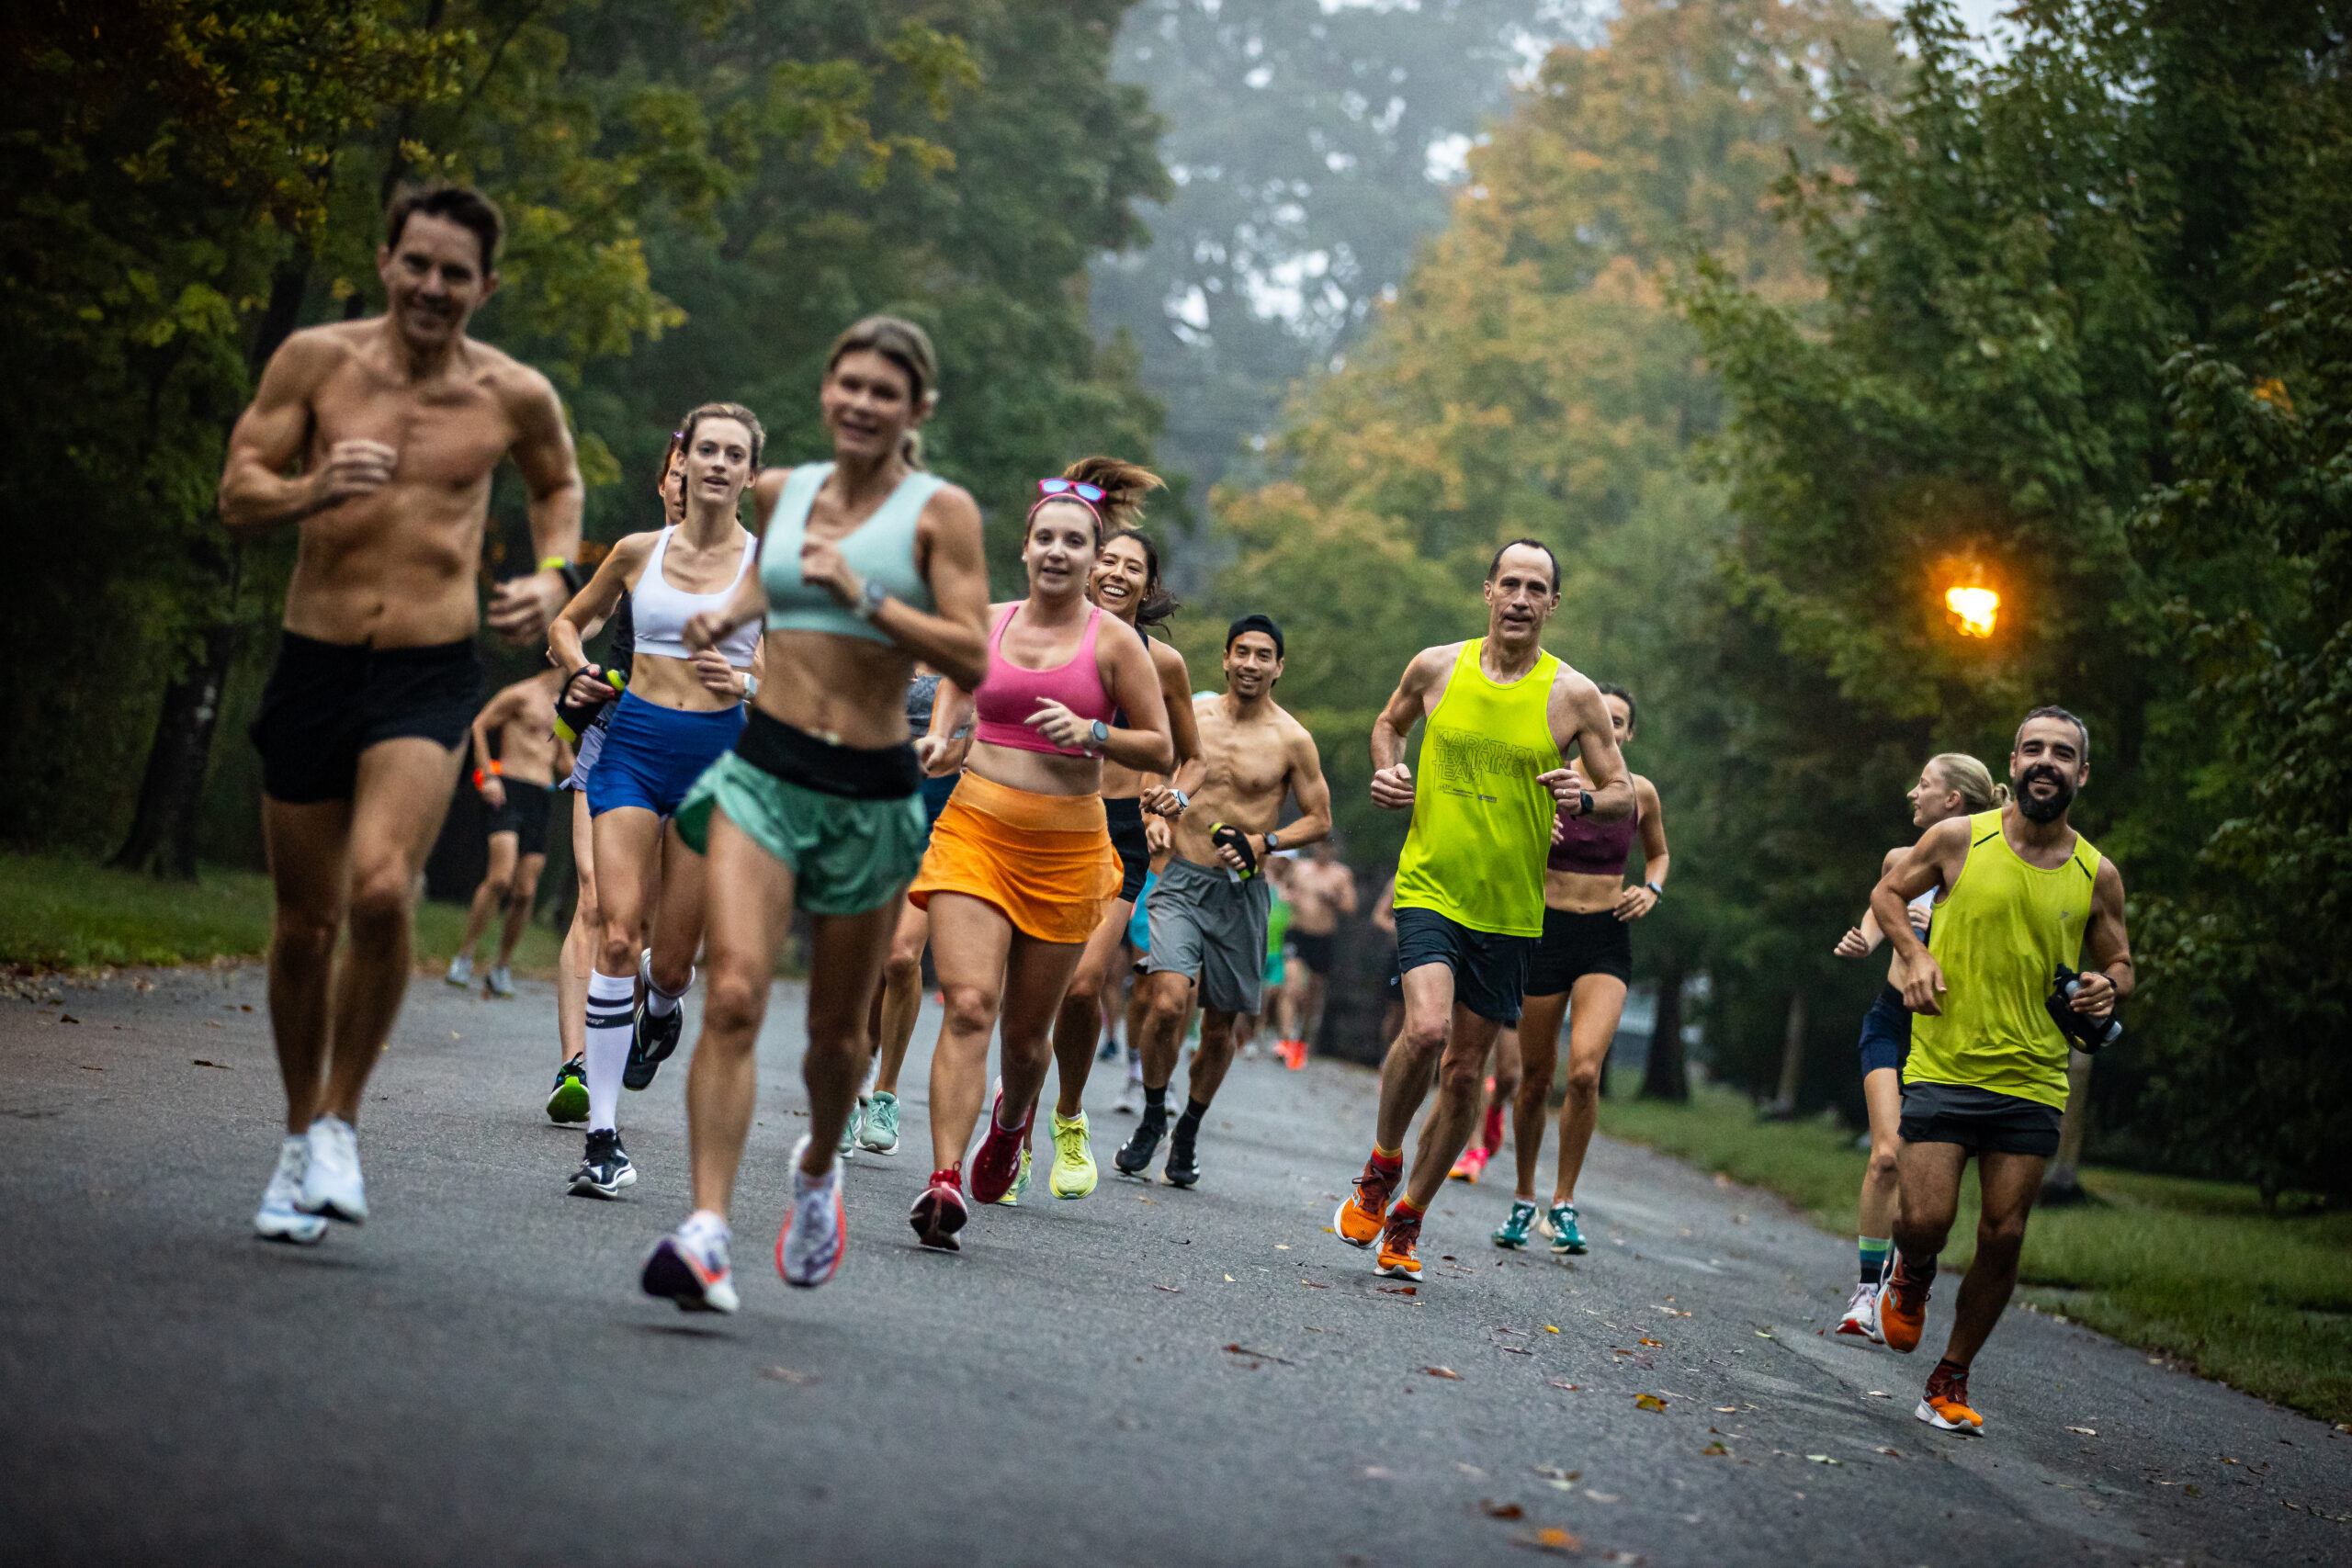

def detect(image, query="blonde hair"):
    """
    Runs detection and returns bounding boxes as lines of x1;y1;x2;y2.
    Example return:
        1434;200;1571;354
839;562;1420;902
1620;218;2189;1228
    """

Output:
1060;455;1163;531
1928;752;2010;811
825;315;940;467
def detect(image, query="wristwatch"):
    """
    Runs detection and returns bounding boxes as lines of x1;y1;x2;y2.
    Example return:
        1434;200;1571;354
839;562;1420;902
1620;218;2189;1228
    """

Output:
1265;830;1283;852
1166;787;1191;813
1645;880;1664;897
1086;718;1110;753
854;577;889;622
1577;789;1594;818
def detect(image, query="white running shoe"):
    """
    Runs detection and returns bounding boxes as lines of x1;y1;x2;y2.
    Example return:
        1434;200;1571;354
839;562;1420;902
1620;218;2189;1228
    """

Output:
1836;1280;1884;1343
254;1136;327;1244
445;954;473;987
485;965;516;998
297;1115;367;1223
776;1135;846;1289
1113;1082;1140;1116
643;1213;739;1313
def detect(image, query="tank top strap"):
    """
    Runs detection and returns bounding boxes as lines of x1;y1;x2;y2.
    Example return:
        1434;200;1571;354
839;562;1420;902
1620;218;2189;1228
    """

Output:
761;464;831;549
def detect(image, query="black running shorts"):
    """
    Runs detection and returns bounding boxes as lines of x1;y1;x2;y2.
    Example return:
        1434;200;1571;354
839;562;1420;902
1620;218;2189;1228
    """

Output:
487;779;553;857
250;631;482;805
1292;929;1336;976
1392;905;1532;1026
1523;906;1633;996
1105;795;1150;904
1898;1080;2061;1158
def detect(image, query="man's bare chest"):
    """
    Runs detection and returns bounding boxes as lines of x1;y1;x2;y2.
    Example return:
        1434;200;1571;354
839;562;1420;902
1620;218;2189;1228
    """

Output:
1200;727;1285;801
313;372;513;491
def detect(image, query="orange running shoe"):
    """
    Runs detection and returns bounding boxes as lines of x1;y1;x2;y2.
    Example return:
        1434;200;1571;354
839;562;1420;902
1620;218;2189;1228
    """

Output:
1334;1150;1402;1247
1881;1254;1932;1353
1448;1145;1489;1184
1376;1203;1424;1280
1917;1362;1984;1433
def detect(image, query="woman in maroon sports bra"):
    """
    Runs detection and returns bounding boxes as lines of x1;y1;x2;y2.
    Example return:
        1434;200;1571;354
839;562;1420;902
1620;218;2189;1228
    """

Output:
903;460;1174;1250
1490;682;1671;1258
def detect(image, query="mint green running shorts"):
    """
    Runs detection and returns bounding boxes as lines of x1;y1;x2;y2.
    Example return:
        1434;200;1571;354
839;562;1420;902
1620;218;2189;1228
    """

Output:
674;750;928;917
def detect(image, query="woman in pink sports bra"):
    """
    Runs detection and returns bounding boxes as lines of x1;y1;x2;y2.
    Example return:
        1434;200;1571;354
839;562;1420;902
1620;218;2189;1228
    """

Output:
902;459;1174;1250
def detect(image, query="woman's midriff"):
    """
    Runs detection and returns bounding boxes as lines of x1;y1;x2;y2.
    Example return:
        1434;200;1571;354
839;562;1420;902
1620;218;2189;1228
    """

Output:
616;651;744;714
755;628;918;749
966;739;1105;799
1544;867;1623;915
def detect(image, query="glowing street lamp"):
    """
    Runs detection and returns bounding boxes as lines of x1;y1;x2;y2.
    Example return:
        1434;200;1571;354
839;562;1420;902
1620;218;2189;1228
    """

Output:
1944;583;1999;638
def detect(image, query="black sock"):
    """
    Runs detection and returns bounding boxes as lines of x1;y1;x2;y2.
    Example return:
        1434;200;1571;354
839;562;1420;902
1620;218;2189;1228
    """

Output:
1928;1357;1968;1391
1143;1085;1168;1119
1174;1097;1209;1138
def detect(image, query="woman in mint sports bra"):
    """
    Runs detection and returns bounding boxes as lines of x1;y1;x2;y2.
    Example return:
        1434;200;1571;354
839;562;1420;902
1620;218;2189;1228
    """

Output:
638;318;991;1309
548;403;763;1202
901;462;1175;1251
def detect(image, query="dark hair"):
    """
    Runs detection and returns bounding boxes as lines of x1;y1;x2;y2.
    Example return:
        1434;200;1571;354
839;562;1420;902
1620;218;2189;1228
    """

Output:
826;316;939;467
678;401;766;472
1099;526;1181;630
1487;537;1561;592
1595;681;1636;734
384;181;505;273
1227;614;1284;660
2016;704;2090;762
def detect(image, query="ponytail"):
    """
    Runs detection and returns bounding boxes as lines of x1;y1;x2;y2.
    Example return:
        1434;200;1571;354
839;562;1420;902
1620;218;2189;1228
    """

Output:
1928;752;2007;812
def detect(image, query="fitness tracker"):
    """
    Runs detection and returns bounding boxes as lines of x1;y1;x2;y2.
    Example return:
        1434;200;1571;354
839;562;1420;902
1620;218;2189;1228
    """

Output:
1265;830;1283;852
854;577;889;622
1086;718;1110;753
742;673;759;699
539;556;588;597
1577;789;1594;818
1645;880;1664;897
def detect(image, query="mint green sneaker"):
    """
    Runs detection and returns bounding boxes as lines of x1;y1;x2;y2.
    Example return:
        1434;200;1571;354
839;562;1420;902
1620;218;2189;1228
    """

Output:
838;1097;865;1159
1546;1201;1588;1256
998;1145;1032;1206
1492;1198;1539;1250
857;1089;900;1155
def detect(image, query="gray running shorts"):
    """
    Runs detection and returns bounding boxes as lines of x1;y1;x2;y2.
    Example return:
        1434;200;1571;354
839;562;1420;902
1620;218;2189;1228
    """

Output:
1143;853;1272;1016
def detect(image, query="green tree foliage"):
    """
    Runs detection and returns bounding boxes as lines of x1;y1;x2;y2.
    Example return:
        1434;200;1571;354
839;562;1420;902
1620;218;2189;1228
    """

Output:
1684;0;2352;1155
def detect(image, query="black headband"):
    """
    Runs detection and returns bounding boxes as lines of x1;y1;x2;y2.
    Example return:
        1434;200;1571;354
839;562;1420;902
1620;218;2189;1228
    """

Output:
1227;614;1283;659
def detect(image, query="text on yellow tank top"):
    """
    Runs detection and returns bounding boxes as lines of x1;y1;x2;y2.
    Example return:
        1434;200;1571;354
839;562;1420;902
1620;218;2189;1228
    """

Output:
1906;809;2100;1111
1394;638;1562;938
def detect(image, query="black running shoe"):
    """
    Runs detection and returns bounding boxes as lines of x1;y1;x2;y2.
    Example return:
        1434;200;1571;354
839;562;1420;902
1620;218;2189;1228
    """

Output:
624;999;683;1091
1163;1126;1200;1189
1114;1112;1166;1179
569;1129;637;1198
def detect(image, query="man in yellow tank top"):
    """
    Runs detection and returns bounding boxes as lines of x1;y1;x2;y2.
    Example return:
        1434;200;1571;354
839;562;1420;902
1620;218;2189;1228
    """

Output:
1332;541;1634;1281
1868;706;2134;1437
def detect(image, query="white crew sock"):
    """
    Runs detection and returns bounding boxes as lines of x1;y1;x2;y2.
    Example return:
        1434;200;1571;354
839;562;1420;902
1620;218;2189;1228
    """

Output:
644;962;695;1019
584;969;636;1133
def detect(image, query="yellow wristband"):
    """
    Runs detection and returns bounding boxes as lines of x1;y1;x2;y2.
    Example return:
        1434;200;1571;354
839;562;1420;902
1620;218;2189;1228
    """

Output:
537;555;570;572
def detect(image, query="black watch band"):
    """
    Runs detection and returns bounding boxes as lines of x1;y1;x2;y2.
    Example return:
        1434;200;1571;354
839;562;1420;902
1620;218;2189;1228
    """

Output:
1577;789;1594;818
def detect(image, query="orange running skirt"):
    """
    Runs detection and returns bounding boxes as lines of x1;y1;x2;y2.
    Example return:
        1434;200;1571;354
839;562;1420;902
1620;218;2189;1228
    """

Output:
908;772;1120;944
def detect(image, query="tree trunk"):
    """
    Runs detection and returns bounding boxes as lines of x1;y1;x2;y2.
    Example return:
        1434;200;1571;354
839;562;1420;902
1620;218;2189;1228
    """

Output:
111;261;311;877
110;618;238;878
1768;987;1807;1118
1641;957;1689;1101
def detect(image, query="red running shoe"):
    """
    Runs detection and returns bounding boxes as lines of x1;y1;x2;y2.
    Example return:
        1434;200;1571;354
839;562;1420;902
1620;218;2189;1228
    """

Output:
910;1167;968;1252
969;1084;1035;1206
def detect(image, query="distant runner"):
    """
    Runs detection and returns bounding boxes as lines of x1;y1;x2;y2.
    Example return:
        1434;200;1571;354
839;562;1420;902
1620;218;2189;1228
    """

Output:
446;668;570;998
1331;542;1631;1280
1871;706;2133;1435
222;182;583;1245
1283;840;1357;1062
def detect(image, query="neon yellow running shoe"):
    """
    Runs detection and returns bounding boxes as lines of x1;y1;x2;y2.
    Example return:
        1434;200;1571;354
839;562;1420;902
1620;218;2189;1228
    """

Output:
1049;1111;1098;1198
998;1144;1032;1206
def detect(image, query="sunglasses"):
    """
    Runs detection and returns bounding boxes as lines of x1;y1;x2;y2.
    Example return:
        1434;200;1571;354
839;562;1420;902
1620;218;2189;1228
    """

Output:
1035;478;1106;504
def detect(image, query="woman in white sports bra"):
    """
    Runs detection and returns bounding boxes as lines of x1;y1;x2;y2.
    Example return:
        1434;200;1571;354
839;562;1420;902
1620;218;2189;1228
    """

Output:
548;402;763;1201
1829;751;2008;1342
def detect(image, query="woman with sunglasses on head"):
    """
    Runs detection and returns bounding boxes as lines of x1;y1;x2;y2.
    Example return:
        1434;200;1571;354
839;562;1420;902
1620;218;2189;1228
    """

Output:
639;317;990;1308
548;405;764;1200
1021;502;1198;1200
903;461;1175;1250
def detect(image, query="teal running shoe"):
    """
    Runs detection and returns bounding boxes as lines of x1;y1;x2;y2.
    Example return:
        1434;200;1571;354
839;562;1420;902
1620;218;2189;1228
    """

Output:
838;1097;865;1159
1547;1201;1588;1256
857;1089;901;1155
1492;1198;1539;1250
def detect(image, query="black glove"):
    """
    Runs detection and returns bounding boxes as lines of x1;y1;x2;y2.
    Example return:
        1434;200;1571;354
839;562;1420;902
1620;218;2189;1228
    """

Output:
554;664;625;744
1210;821;1259;878
2046;964;2122;1053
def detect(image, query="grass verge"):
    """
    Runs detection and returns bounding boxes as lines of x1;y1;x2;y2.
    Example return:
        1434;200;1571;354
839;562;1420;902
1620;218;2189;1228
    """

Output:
0;852;560;976
1597;1071;2352;1427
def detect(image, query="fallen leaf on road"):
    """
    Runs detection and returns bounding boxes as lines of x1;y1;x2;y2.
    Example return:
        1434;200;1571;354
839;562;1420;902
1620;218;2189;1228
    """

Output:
1423;1366;1461;1380
2066;1426;2097;1436
1321;1225;1337;1234
190;1059;228;1068
1634;1394;1667;1412
1548;1381;1581;1391
1517;1527;1581;1554
1303;1280;1328;1288
78;1065;103;1071
1878;1449;1902;1458
761;1366;815;1385
1480;1500;1524;1518
1457;1462;1487;1476
60;1015;79;1025
2183;1484;2202;1497
1866;1391;1889;1399
1713;1406;1738;1413
1804;1454;1840;1466
1275;1244;1290;1250
1544;1325;1560;1333
1376;1285;1418;1296
1138;1198;1156;1204
1586;1491;1621;1503
1224;1344;1296;1366
1225;1275;1236;1282
1533;1466;1579;1482
1754;1330;1776;1339
1702;1442;1728;1456
1154;1284;1181;1292
1499;1346;1533;1356
1637;1337;1662;1347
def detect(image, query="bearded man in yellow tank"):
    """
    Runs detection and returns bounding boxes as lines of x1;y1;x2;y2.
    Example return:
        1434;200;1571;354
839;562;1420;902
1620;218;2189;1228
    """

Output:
1332;540;1633;1281
1869;706;2134;1438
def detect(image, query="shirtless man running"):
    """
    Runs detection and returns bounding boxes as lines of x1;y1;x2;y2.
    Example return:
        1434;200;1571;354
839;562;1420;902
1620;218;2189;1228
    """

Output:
1113;615;1334;1188
447;668;571;998
1283;840;1357;1062
222;182;584;1244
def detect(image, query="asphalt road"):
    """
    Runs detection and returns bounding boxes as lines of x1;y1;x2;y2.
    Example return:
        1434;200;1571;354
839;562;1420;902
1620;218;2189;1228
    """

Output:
3;964;2346;1567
